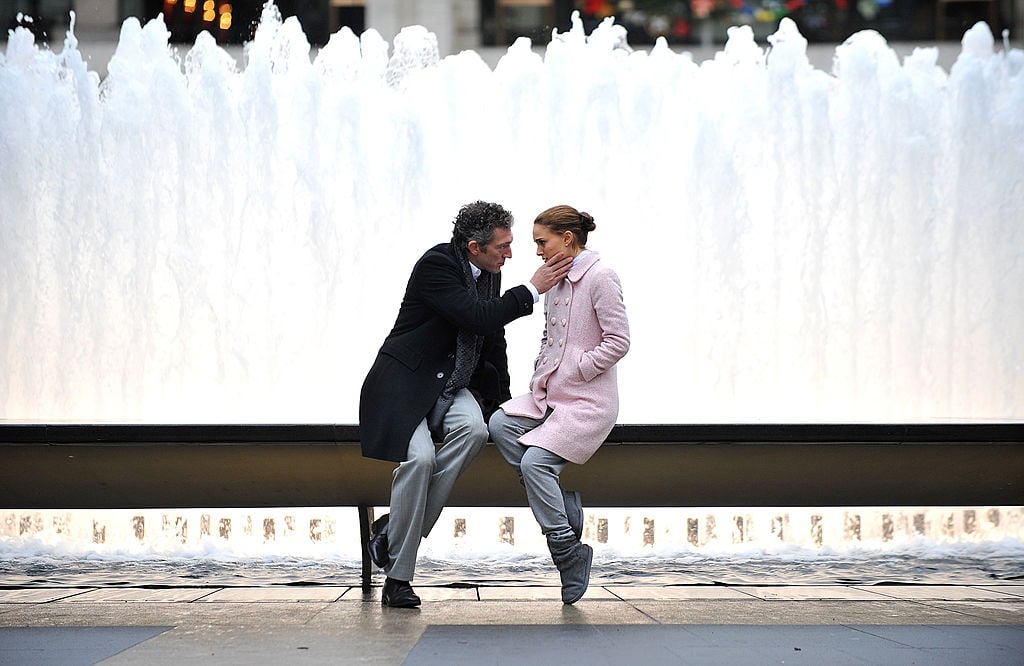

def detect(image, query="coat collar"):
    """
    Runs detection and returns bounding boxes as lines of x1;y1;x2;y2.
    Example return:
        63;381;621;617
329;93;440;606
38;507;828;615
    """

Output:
567;250;600;283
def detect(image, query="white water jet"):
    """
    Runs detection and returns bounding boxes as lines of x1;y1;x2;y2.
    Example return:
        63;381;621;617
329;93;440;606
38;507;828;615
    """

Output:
5;506;1022;558
1;7;1022;423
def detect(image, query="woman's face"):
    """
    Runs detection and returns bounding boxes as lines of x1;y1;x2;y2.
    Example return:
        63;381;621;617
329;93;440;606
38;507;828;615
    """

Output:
533;223;570;261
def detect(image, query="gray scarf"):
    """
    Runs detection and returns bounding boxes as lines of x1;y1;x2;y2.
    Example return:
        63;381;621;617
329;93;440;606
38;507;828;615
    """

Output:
426;242;498;438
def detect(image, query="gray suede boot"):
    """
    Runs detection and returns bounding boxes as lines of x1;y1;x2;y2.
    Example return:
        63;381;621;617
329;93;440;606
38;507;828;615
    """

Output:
563;490;583;540
548;535;593;605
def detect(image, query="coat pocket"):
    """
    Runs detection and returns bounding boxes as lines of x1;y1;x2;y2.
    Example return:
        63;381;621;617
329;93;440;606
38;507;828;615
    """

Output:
578;350;601;383
381;341;422;371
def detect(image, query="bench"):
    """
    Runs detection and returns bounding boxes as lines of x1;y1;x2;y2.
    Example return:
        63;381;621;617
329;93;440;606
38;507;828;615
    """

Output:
2;423;1022;590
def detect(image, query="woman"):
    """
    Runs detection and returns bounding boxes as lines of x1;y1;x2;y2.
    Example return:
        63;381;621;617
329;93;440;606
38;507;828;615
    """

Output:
488;204;630;604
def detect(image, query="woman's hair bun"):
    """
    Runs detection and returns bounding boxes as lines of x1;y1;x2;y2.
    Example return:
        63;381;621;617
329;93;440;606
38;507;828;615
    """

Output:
579;211;596;232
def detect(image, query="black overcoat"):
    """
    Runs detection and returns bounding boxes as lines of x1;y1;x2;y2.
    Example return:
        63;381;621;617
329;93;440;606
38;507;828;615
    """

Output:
359;242;534;462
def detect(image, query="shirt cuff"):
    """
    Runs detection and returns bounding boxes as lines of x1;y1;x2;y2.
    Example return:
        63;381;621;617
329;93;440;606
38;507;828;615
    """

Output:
526;282;540;304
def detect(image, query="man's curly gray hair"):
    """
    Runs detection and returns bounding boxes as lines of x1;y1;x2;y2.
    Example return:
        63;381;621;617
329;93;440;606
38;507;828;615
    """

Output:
452;201;514;251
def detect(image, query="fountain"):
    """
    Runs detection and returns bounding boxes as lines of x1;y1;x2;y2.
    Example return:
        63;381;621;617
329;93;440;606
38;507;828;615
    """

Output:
1;3;1022;424
3;504;1022;586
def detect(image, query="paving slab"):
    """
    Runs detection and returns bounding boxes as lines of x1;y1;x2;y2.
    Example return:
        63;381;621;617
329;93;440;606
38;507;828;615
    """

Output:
0;601;329;627
404;624;1024;666
977;585;1024;599
924;601;1024;625
731;586;888;600
65;588;217;603
854;585;1019;601
0;626;171;666
629;599;1014;625
605;585;755;600
478;586;617;601
852;624;1024;649
0;585;1020;664
196;587;348;602
374;587;480;602
375;600;660;626
0;589;90;603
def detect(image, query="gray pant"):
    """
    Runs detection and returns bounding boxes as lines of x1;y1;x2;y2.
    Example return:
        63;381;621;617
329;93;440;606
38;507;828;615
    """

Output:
488;408;574;542
385;389;488;582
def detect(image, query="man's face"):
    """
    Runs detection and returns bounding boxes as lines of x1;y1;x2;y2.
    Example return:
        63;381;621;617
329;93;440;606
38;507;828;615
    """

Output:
468;226;513;274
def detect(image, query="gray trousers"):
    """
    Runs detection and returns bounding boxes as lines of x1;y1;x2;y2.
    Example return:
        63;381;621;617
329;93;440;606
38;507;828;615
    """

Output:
385;389;488;582
488;408;574;543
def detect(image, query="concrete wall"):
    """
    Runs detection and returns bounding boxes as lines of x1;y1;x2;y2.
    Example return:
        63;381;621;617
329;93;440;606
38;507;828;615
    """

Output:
6;0;1021;61
71;0;119;33
366;0;479;57
1015;0;1024;42
0;0;477;51
0;0;117;34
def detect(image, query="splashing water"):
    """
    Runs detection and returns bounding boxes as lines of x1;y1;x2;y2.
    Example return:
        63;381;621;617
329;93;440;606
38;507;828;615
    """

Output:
3;506;1022;586
1;7;1023;423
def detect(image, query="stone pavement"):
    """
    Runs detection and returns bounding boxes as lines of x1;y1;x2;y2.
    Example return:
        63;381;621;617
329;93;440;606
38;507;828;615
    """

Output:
1;584;1022;664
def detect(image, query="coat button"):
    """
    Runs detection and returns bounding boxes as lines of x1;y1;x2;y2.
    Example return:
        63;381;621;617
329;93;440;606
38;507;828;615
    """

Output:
551;317;557;325
559;339;564;346
554;297;560;305
548;339;554;347
561;319;567;326
436;372;444;379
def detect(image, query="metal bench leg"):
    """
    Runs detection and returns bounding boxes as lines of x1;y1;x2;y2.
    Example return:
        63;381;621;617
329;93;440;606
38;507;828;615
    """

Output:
358;504;374;592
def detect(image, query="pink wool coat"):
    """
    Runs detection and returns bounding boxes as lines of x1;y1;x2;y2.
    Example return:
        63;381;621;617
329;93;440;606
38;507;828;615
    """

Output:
500;251;630;464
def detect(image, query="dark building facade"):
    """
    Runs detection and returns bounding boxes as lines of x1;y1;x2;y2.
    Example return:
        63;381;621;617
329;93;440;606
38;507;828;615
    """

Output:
1;0;1017;47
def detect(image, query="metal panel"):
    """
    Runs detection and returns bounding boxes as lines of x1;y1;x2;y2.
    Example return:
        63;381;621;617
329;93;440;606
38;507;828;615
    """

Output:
1;424;1021;508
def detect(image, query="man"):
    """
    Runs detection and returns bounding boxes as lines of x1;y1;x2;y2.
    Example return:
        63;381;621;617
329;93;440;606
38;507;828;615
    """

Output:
359;201;572;608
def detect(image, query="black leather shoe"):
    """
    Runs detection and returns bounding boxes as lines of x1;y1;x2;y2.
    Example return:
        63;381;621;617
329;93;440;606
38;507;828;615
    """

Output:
368;514;390;568
381;577;421;608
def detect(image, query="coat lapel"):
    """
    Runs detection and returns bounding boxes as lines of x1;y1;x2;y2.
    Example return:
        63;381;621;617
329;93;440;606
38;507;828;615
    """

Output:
567;251;600;283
